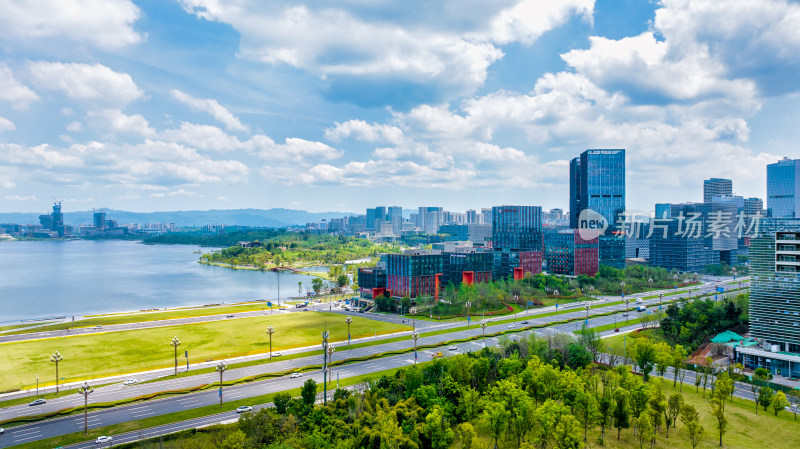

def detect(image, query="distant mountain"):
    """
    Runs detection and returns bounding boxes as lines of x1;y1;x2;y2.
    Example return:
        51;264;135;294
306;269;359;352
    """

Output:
0;208;356;227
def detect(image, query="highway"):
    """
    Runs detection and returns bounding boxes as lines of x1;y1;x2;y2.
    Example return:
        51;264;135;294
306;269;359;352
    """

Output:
0;278;747;447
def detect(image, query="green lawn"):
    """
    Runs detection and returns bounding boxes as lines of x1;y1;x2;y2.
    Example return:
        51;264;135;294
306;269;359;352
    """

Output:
0;312;409;393
6;301;285;335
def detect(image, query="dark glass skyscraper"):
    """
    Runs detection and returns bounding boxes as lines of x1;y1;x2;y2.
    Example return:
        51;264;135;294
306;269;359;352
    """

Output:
491;205;542;250
767;158;800;218
569;149;626;268
570;149;626;229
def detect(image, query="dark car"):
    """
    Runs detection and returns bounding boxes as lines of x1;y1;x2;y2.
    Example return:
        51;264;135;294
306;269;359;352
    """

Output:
29;398;46;406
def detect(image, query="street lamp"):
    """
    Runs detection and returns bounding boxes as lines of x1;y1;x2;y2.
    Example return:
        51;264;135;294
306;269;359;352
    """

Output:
584;304;590;326
625;299;630;322
658;293;663;311
410;307;417;329
738;280;743;291
326;344;335;387
322;330;329;405
215;361;227;407
79;381;93;435
648;277;653;291
619;281;625;298
170;336;181;376
50;351;63;394
480;320;488;347
267;325;275;360
345;316;353;348
412;330;420;365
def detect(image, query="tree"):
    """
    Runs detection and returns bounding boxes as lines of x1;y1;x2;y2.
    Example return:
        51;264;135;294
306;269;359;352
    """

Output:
666;393;684;438
311;277;324;297
634;340;656;381
554;414;584;449
772;391;789;417
671;344;688;390
788;390;800;421
424;405;455;449
457;422;477;449
336;274;350;290
574;391;599;443
484;401;509;449
681;404;704;449
759;386;775;412
612;388;631;440
635;413;654;449
301;378;317;406
273;392;291;414
297;281;303;297
709;397;728;447
654;342;671;379
597;396;614;445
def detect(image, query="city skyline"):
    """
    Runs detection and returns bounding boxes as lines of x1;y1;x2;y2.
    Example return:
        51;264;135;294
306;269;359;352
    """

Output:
1;0;800;214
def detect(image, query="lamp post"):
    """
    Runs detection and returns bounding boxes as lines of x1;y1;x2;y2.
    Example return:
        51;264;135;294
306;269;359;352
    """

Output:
625;299;630;323
619;281;625;299
410;307;417;329
731;267;737;280
345;316;352;348
170;336;181;376
79;381;93;435
412;330;420;365
267;325;275;360
648;277;653;291
658;293;663;311
480;320;488;348
672;273;679;290
466;300;471;322
215;361;227;407
322;330;329;405
738;280;743;291
50;351;62;394
326;344;335;388
584;304;590;326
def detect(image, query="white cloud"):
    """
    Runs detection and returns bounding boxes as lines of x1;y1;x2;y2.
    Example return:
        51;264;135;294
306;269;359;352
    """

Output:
5;194;38;202
245;135;342;161
29;62;144;106
0;117;15;133
66;121;83;132
179;1;592;99
325;120;404;144
170;90;248;132
161;122;243;152
0;63;39;109
87;109;156;137
0;0;142;51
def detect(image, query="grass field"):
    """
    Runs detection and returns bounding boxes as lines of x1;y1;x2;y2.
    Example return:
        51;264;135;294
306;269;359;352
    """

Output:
1;312;409;392
6;301;285;335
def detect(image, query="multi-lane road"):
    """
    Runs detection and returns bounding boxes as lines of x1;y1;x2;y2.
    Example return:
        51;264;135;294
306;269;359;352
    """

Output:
0;278;748;448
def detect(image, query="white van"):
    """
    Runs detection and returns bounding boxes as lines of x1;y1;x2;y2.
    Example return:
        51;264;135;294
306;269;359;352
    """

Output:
636;305;647;312
635;298;643;304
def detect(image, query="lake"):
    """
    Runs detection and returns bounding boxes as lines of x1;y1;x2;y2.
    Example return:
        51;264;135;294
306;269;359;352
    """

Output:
0;240;324;322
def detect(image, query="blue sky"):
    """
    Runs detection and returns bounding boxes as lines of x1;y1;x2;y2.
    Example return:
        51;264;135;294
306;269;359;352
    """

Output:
1;0;799;214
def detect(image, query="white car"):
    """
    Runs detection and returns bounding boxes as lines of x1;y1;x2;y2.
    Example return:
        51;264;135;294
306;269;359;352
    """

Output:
272;352;282;357
0;427;4;434
123;379;137;386
290;372;303;378
95;436;113;444
507;324;515;329
236;406;253;413
448;345;458;351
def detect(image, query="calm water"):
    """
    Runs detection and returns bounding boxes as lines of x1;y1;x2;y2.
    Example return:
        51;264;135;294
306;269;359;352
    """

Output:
0;240;322;322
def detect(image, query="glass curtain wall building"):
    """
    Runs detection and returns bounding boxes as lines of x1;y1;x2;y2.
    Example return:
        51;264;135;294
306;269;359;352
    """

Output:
767;158;800;218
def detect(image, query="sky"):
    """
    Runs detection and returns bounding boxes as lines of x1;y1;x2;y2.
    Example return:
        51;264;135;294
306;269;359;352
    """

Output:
1;0;799;215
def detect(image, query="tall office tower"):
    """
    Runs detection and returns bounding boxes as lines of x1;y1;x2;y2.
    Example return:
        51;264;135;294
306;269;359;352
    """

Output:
569;149;626;268
739;218;800;378
418;207;444;234
655;203;671;219
466;209;477;224
93;211;107;230
767;158;800;218
744;197;764;217
365;207;386;231
491;206;542;250
703;178;733;203
569;157;582;228
569;149;626;229
387;206;402;234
